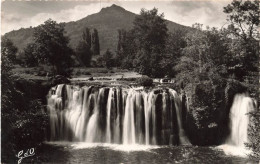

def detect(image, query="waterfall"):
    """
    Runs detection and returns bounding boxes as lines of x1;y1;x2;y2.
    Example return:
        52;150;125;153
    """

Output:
123;89;136;144
47;84;190;145
218;93;255;157
75;87;92;141
169;89;190;145
228;94;255;147
106;88;113;143
143;92;153;145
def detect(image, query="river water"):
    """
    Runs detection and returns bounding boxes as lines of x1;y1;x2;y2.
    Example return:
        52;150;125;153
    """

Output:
22;142;255;164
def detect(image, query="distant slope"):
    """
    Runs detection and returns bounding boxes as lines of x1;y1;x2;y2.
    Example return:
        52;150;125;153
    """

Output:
4;4;193;55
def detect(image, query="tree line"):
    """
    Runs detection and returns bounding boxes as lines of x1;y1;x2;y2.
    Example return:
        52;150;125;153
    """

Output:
4;19;100;76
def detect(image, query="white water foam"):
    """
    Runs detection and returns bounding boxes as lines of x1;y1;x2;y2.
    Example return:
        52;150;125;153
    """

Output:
45;141;160;152
217;144;251;157
72;142;160;152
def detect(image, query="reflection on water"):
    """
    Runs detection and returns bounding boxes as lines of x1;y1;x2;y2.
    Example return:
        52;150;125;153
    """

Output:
22;142;254;164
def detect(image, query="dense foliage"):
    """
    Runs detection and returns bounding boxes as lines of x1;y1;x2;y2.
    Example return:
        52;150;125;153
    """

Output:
33;19;74;77
224;0;259;81
1;38;48;163
76;28;92;67
175;0;259;150
22;43;39;67
2;37;18;63
136;76;153;87
246;110;260;159
97;49;114;69
116;8;169;77
91;28;100;56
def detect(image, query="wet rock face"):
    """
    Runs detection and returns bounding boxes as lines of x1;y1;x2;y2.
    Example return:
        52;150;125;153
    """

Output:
47;84;189;145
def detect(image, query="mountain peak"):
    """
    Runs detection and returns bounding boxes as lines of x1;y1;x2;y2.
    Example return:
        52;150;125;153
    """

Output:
100;4;126;12
4;4;192;55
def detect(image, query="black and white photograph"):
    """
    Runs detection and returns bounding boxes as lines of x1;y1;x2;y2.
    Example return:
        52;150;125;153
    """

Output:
1;0;259;163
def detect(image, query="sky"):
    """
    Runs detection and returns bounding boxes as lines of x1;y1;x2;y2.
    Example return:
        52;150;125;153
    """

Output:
1;0;232;34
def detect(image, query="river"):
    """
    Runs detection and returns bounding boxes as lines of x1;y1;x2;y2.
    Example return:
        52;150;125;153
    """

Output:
21;142;255;164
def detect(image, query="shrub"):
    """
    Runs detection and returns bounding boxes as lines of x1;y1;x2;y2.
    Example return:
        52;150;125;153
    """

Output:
246;110;260;159
136;76;153;87
2;99;48;163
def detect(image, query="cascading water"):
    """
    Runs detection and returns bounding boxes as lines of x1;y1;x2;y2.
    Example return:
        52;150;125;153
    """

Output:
106;88;113;143
123;89;136;145
144;92;153;145
47;84;189;145
228;94;255;147
219;93;255;156
169;89;190;145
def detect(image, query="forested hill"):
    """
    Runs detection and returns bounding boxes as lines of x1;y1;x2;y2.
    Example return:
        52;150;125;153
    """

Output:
4;4;193;54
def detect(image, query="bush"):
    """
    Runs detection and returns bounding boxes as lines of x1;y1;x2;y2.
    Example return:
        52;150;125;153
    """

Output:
246;110;260;159
185;80;228;145
136;76;153;87
2;99;48;163
1;36;48;163
1;75;49;163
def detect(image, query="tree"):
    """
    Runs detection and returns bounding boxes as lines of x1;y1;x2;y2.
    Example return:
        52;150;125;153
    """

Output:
132;8;168;77
1;38;17;102
224;0;259;40
23;43;39;67
101;49;114;69
1;38;48;163
161;29;187;77
133;8;168;53
82;27;92;47
116;29;127;67
76;42;92;67
91;28;100;56
117;29;123;53
1;38;20;161
33;19;73;77
223;0;259;81
76;28;92;67
175;26;228;86
118;29;137;70
1;37;17;65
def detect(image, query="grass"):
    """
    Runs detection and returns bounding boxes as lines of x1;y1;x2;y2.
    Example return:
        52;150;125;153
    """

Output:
11;65;142;83
11;65;178;90
11;65;48;80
